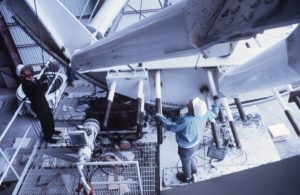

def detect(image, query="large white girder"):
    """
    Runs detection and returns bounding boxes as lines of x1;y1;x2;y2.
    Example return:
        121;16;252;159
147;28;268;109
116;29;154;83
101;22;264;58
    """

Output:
24;0;96;58
71;0;300;72
219;25;300;97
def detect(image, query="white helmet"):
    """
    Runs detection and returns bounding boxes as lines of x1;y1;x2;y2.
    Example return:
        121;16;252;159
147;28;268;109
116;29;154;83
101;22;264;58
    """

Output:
192;97;207;117
16;64;25;76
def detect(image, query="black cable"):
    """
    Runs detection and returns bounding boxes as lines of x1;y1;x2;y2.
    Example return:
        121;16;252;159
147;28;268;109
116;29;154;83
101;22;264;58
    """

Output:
100;165;125;176
35;175;48;187
73;91;105;112
127;5;146;18
89;163;125;180
208;158;218;173
229;148;248;165
139;0;143;20
33;0;45;67
158;0;163;8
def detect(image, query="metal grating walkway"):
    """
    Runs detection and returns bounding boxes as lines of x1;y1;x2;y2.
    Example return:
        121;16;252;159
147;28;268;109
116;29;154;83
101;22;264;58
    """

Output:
17;143;158;194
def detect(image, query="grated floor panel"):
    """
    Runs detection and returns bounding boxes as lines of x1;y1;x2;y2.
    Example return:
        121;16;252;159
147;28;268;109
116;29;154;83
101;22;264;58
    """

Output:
17;143;158;195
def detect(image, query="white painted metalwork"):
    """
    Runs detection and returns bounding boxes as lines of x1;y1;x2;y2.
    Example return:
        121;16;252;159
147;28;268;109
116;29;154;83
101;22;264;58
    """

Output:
76;160;144;195
0;102;24;143
207;69;218;97
87;0;100;24
273;88;289;111
75;119;100;161
137;80;144;99
87;0;128;38
141;93;145;112
220;26;300;97
71;0;296;72
12;140;40;195
45;68;67;107
77;163;91;192
0;149;19;180
222;98;234;121
108;81;117;101
204;95;215;123
155;70;162;99
25;0;96;58
0;124;32;184
286;84;294;92
202;42;236;58
78;0;91;21
0;101;42;187
106;68;150;102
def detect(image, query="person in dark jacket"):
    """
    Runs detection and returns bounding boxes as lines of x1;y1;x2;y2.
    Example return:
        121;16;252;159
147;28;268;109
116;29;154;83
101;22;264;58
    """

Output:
16;64;60;144
156;97;220;183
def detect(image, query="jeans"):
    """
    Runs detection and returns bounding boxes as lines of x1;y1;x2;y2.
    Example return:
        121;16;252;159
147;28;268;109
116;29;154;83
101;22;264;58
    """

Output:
178;144;199;179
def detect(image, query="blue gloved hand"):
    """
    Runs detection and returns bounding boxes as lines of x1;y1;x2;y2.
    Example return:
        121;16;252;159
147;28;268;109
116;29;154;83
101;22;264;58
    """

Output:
155;113;164;123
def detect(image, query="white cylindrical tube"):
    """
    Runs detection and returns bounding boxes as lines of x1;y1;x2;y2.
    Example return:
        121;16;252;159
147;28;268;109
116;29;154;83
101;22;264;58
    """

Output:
155;71;162;99
137;80;144;99
141;94;145;113
273;88;300;136
108;81;117;101
222;98;234;121
273;88;289;110
87;0;128;38
204;95;215;122
207;69;218;97
78;118;100;160
286;84;293;92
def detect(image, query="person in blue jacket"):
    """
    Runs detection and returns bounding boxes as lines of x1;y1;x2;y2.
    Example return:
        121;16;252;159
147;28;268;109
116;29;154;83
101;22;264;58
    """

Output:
156;97;220;182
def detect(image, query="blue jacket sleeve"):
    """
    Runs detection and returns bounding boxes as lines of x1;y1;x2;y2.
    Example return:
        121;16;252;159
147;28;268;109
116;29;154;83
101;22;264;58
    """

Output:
156;114;187;132
208;99;221;120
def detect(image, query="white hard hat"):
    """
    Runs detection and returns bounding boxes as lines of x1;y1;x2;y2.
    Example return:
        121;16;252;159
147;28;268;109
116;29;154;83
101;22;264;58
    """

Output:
192;97;207;117
16;64;25;76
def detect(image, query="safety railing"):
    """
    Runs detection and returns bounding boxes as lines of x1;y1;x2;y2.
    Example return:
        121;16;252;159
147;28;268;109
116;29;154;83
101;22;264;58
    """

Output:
77;160;144;195
0;101;41;191
0;63;66;194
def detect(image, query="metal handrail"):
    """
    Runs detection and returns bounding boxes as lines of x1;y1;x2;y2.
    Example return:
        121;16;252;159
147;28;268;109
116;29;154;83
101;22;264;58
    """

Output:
79;0;91;21
0;101;24;143
45;67;63;96
0;62;61;187
0;149;19;180
77;160;144;195
0;124;32;184
12;139;40;195
88;0;100;24
0;102;42;186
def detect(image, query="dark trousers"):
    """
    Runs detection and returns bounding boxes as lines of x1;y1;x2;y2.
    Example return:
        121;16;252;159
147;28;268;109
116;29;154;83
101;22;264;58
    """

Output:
178;144;198;179
32;105;54;140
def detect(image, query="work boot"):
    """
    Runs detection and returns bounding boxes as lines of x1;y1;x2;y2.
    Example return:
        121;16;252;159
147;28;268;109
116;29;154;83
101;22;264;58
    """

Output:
176;172;192;183
45;138;58;144
53;130;62;135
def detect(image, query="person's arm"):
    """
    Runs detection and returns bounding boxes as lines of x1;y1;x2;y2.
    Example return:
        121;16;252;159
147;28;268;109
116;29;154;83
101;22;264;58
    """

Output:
156;113;187;132
208;98;221;120
22;79;37;92
36;77;48;92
